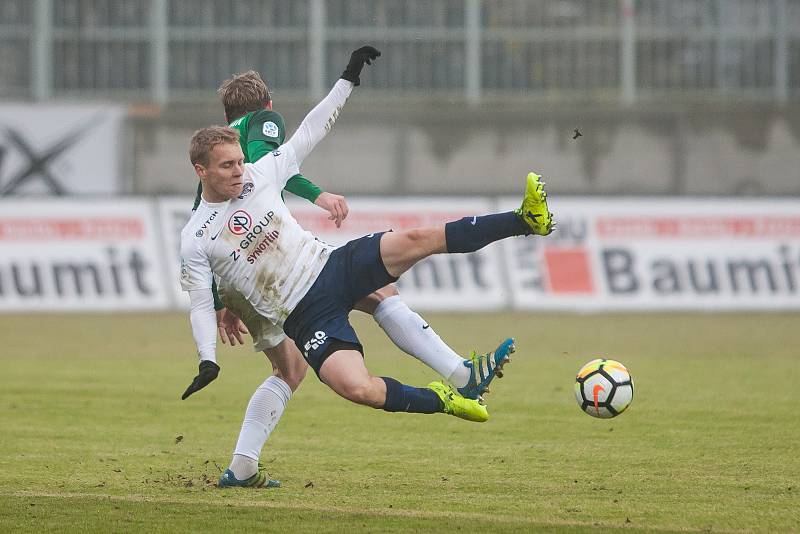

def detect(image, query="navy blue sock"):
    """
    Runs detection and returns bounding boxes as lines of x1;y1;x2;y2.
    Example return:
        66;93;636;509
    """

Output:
445;211;530;253
381;377;443;414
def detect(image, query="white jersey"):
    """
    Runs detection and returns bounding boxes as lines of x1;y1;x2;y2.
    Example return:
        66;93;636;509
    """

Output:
180;79;352;328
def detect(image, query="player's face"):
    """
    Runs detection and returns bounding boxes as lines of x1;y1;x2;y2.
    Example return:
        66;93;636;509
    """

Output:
198;142;245;202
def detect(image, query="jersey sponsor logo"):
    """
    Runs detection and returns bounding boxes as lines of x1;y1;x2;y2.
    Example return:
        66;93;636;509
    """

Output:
262;121;279;138
228;210;252;235
195;210;218;238
303;330;328;357
238;182;254;199
238;211;276;250
246;230;280;264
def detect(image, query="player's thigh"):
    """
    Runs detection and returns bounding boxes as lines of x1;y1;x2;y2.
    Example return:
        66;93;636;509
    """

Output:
379;227;446;277
353;284;400;315
219;280;287;351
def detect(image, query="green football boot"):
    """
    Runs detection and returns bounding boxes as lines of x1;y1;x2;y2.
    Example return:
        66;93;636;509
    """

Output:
457;338;516;401
428;381;489;423
218;467;280;488
515;172;555;235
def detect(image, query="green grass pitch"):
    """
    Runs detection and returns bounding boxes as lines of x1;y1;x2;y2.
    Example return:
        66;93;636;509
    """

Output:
1;312;798;532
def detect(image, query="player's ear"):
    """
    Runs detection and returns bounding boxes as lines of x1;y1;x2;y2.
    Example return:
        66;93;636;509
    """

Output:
265;102;272;110
193;162;207;179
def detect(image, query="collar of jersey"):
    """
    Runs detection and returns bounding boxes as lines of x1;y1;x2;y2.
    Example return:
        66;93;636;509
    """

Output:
199;196;229;208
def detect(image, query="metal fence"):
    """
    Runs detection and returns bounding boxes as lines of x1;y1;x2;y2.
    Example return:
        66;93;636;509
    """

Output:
1;0;798;103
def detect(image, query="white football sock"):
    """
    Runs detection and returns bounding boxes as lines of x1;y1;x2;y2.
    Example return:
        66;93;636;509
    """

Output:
230;375;292;479
373;296;470;388
229;454;257;480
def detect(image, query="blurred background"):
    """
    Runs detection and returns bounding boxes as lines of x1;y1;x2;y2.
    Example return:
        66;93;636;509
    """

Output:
1;0;798;314
1;0;799;197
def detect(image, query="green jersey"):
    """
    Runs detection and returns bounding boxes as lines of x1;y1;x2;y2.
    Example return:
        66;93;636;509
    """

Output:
192;108;325;310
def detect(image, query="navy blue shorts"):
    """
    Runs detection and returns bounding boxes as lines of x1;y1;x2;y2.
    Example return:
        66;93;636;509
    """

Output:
283;232;398;376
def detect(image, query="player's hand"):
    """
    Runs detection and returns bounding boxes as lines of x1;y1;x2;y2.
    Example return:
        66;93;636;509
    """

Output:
314;192;349;228
181;360;220;400
341;45;381;86
216;307;248;346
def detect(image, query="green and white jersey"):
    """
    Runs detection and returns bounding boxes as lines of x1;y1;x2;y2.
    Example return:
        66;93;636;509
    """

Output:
181;80;353;332
192;109;322;213
229;109;286;164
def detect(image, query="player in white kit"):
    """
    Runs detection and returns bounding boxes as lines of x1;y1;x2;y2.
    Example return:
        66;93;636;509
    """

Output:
180;50;553;487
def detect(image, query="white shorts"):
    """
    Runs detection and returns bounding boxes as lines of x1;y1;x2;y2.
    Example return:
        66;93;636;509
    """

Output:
216;279;287;352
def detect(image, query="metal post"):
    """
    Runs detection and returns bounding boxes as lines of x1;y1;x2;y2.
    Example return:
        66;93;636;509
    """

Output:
32;0;52;101
715;0;726;94
151;0;168;104
309;0;326;101
774;0;788;103
620;0;636;105
465;0;481;105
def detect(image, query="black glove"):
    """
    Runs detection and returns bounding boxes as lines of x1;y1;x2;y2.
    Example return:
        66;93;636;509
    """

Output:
181;360;220;400
341;45;381;86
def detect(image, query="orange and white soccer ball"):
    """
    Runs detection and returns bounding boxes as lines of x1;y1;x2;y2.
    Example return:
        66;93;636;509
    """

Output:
574;359;634;419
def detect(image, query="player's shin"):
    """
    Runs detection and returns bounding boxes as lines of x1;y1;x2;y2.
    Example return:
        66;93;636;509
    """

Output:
380;377;442;413
373;296;470;387
230;375;292;478
444;212;530;253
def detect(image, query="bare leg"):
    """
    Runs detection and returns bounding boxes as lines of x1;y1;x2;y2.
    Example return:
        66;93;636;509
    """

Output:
263;339;308;392
379;227;447;278
319;349;441;414
319;349;387;408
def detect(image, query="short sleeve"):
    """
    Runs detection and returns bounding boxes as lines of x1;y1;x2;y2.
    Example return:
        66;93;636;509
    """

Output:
179;233;214;291
246;110;286;147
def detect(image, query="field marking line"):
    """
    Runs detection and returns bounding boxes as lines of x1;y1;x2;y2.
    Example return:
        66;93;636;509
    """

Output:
3;490;736;533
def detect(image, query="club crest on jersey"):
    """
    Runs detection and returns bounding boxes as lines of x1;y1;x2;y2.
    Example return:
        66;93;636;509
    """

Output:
238;182;254;199
262;121;279;138
228;210;252;235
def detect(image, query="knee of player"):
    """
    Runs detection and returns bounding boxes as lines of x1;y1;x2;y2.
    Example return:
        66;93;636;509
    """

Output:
373;284;399;299
342;381;383;408
273;362;307;392
354;284;400;314
402;228;429;246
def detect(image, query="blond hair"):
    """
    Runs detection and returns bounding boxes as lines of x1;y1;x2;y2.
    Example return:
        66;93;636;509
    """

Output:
217;70;272;122
189;126;240;166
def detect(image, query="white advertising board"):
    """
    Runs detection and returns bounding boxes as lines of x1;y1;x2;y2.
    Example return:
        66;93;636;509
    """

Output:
0;199;170;311
6;196;797;313
157;196;196;309
0;104;125;195
498;197;800;310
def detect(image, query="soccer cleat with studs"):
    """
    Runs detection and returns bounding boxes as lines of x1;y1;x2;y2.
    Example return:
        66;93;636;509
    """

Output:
515;172;555;236
218;467;280;489
427;381;489;422
457;338;516;401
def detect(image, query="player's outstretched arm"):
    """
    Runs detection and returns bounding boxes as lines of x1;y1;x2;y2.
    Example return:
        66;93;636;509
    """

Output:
286;45;381;166
182;288;220;399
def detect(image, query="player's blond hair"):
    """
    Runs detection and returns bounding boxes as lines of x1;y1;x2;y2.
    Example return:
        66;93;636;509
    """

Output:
189;126;240;167
217;70;272;122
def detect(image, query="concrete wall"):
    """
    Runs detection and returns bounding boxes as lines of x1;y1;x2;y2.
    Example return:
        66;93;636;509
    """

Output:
132;101;800;197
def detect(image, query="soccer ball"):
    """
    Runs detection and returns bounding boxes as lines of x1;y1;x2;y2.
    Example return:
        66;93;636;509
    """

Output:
574;359;634;419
